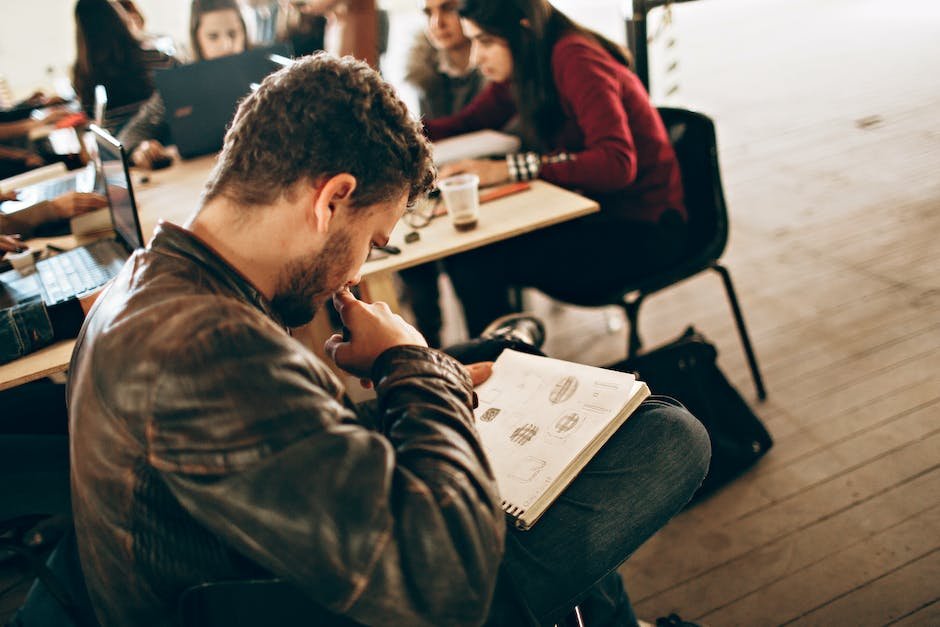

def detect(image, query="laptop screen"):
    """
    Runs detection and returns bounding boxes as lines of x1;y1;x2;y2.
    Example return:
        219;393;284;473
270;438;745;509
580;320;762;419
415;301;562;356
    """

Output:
89;125;144;251
154;43;291;159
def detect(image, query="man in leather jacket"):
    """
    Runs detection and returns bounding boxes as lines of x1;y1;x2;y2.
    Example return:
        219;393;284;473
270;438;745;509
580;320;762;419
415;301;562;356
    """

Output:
68;53;710;626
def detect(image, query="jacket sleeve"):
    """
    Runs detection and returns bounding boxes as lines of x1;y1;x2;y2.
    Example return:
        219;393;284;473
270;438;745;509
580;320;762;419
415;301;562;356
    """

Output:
117;92;170;155
0;200;59;238
539;39;640;194
0;297;52;364
146;311;505;627
425;81;517;141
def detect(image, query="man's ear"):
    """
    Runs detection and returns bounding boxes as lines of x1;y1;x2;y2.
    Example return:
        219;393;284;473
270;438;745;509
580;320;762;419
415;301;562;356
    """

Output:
310;173;358;233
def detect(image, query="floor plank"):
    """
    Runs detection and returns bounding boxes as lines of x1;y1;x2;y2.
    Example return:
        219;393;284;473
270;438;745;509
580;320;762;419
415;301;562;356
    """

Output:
700;506;940;625
787;549;940;626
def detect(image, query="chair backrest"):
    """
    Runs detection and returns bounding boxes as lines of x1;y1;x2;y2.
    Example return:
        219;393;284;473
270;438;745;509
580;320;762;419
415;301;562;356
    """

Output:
178;579;362;627
657;107;730;263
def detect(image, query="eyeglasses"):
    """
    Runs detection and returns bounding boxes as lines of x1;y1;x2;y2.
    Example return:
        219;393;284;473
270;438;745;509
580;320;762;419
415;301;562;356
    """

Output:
403;190;444;230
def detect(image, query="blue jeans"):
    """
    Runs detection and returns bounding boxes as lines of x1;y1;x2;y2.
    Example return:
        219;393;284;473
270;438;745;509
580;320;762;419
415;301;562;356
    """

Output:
446;338;711;626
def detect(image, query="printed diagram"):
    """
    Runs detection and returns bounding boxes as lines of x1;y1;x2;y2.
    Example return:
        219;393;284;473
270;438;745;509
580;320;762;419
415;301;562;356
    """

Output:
510;423;539;445
548;411;583;439
583;380;620;414
549;375;579;404
509;456;546;482
479;407;501;423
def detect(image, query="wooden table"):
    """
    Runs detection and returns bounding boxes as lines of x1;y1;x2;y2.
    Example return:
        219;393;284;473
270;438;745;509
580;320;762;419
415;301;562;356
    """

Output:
0;156;598;391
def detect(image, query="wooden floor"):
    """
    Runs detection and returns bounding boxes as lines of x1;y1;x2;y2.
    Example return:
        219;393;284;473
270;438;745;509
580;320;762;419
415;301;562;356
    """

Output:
433;0;937;624
3;0;938;624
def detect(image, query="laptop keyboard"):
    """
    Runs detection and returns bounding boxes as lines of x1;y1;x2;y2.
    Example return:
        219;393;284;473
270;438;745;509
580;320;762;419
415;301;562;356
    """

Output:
37;241;125;306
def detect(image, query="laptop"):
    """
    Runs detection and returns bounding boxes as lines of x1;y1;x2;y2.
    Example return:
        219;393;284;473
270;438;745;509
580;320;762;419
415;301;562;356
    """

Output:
31;124;144;306
154;44;290;159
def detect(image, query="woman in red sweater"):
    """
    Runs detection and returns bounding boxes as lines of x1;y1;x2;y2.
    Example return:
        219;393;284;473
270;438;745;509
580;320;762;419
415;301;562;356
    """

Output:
427;0;687;336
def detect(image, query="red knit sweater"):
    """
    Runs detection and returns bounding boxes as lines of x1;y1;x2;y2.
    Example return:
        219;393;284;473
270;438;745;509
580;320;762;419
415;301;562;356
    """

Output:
426;33;685;224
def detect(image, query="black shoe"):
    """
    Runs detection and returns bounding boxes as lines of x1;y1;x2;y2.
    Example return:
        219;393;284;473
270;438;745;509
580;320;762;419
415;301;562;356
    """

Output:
480;314;546;350
655;613;700;627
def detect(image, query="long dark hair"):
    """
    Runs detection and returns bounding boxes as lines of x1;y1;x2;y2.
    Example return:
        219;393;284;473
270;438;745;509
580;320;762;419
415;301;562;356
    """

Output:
459;0;632;149
190;0;250;61
72;0;153;109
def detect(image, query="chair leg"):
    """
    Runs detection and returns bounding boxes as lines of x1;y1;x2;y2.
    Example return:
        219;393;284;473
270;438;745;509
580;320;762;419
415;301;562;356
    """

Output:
621;296;644;359
711;264;768;400
565;604;586;627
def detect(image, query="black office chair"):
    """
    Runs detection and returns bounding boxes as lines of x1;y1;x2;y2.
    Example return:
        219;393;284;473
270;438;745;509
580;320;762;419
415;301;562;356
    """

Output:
531;107;766;400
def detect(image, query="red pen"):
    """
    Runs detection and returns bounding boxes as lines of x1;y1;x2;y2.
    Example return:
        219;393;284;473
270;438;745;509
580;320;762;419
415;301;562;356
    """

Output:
480;181;531;204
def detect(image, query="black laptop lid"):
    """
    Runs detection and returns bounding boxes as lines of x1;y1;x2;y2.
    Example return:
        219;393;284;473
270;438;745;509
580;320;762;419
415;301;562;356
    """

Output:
154;44;291;159
88;125;145;252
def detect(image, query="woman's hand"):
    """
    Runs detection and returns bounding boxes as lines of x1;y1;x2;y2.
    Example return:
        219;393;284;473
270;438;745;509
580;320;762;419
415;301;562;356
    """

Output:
49;192;108;220
438;159;510;187
0;234;26;258
131;140;171;170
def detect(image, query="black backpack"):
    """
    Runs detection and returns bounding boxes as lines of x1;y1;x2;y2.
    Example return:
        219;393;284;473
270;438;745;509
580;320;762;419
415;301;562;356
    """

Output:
612;327;773;505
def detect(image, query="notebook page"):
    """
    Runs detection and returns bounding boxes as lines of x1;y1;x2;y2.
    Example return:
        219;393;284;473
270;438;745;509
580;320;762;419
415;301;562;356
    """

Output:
473;350;637;513
432;130;522;165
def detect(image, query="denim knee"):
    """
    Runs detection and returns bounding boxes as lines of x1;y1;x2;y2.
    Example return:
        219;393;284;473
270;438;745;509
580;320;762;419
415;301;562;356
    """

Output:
639;397;711;507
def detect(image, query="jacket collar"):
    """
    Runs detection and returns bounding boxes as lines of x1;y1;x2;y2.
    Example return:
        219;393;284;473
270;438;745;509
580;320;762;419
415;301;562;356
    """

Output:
150;221;286;327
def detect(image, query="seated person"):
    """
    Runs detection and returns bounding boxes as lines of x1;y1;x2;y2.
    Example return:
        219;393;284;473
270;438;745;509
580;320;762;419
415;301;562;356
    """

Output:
426;0;688;336
118;0;250;169
399;0;486;347
0;96;76;178
72;0;176;135
68;53;709;626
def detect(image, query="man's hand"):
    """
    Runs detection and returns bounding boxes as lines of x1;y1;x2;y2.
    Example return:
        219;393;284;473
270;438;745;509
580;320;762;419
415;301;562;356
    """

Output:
438;159;510;187
0;234;26;258
49;192;108;220
131;140;171;169
325;288;427;379
464;362;494;387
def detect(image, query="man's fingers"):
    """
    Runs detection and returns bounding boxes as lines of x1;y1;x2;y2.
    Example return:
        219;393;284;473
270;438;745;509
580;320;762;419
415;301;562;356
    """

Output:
331;288;359;319
465;362;494;387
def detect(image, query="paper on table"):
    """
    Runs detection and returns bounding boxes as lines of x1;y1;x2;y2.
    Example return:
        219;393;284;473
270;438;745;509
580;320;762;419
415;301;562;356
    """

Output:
432;130;521;166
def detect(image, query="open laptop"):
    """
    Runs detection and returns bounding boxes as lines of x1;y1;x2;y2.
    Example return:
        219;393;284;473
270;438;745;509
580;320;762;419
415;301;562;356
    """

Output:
31;124;144;306
154;44;290;159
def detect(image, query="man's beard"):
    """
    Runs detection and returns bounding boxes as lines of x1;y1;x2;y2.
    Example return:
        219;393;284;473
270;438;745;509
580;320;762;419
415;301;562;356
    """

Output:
270;231;354;328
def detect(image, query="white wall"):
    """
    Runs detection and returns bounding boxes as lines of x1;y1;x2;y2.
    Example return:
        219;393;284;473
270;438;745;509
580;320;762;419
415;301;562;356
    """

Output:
0;0;646;101
0;0;190;99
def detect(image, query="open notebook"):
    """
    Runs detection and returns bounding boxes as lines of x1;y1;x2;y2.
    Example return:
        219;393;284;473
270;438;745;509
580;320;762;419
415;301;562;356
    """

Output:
473;350;650;530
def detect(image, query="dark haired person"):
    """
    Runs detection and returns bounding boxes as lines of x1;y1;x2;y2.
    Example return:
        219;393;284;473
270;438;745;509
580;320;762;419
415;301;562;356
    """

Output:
427;0;687;337
119;0;250;169
71;0;175;135
68;52;708;626
400;0;487;346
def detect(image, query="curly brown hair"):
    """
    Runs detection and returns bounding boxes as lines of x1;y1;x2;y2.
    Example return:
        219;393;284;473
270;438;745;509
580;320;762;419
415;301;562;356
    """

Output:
203;52;435;210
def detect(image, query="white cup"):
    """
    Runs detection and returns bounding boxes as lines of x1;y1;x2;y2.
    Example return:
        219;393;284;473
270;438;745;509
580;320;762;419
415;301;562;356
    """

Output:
438;173;480;231
8;248;35;273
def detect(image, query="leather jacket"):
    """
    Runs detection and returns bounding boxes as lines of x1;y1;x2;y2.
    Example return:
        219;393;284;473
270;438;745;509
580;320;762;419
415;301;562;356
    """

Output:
68;222;506;626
